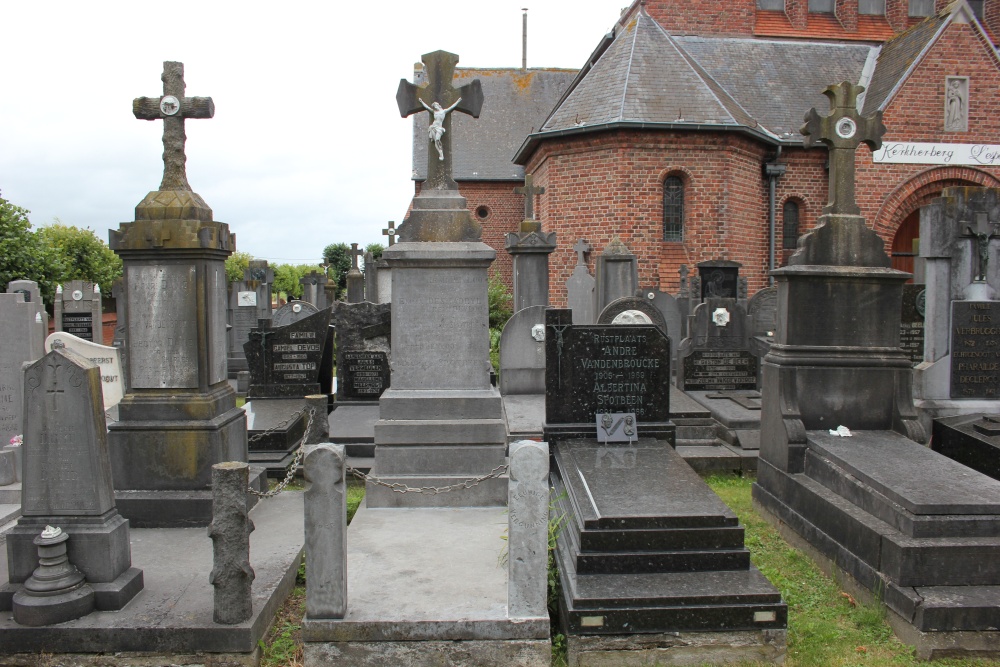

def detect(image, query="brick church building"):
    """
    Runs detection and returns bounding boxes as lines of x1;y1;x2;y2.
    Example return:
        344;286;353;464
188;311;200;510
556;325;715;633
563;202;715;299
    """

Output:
407;0;1000;302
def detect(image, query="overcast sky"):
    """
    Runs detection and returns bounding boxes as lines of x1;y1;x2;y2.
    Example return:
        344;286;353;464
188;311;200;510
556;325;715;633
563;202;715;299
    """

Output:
0;1;622;266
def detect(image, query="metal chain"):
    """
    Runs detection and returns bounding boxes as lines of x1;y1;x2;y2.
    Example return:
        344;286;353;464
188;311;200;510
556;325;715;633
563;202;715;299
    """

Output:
245;405;509;497
247;407;316;499
346;463;508;495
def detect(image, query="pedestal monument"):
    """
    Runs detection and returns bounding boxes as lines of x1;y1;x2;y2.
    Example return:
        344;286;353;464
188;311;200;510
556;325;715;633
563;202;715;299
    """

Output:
368;50;506;508
505;174;556;312
108;62;253;527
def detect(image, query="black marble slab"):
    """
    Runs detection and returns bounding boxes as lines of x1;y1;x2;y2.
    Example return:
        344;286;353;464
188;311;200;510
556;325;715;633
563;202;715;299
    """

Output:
950;300;1000;399
933;413;1000;482
245;308;331;399
899;284;926;365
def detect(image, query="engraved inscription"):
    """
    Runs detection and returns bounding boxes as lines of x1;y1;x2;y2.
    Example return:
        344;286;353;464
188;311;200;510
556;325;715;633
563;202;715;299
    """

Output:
951;301;1000;398
342;350;389;398
683;350;758;391
127;265;198;388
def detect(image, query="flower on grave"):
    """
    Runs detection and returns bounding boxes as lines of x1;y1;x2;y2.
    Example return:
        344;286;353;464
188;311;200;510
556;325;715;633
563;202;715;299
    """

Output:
9;435;22;447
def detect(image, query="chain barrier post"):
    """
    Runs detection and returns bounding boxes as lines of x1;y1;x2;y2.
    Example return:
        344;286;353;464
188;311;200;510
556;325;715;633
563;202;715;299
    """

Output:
209;461;255;624
303;444;347;619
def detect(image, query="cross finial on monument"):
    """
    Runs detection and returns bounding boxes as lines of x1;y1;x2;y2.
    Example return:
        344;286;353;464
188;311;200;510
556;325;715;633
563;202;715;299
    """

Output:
573;239;591;267
133;62;215;192
962;212;998;282
514;173;546;221
801;82;885;216
382;222;398;246
397;50;484;192
349;243;364;271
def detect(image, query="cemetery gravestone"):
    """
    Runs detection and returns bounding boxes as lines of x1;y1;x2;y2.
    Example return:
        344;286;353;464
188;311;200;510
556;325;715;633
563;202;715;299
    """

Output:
498;305;547;395
678;298;759;391
1;348;143;614
900;283;926;366
543;308;673;442
950;300;1000;399
747;286;777;339
54;281;102;343
45;333;125;411
300;271;330;310
932;413;1000;480
107;61;252;528
245;308;332;399
595;237;638;313
0;292;46;445
505;174;557;311
698;260;741;300
7;280;48;341
364;251;379;303
273;300;319;326
566;239;596;324
346;245;365;304
597;296;668;336
329;301;391;403
228;260;273;377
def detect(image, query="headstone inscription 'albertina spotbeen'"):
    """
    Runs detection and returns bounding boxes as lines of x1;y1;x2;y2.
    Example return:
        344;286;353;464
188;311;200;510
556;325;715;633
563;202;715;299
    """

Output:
950;300;1000;399
543;308;672;442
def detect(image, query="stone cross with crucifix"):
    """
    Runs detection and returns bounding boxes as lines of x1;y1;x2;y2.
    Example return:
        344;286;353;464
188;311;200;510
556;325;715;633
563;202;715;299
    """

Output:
382;222;398;246
515;174;545;221
801;82;886;216
133;61;215;192
962;212;999;282
396;50;484;192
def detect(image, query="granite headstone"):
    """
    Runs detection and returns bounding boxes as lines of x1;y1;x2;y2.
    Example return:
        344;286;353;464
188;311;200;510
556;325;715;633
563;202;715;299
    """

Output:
0;292;46;444
595;237;638;313
899;283;926;366
245;308;332;399
54;281;102;344
498;305;547;395
566;239;596;325
329;301;391;403
678;298;758;391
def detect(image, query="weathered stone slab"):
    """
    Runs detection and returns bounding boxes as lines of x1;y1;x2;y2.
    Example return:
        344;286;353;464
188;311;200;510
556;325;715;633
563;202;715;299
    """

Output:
303;444;347;620
126;265;198;388
329;301;391;402
499;305;547;396
45;332;124;410
0;293;45;444
507;440;549;618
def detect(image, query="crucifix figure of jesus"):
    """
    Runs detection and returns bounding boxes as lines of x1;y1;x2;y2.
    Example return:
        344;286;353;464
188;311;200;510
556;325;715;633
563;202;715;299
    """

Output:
963;212;998;282
397;50;484;191
801;81;886;216
133;61;215;192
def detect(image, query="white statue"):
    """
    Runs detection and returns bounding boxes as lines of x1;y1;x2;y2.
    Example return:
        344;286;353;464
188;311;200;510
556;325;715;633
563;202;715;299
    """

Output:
421;97;462;161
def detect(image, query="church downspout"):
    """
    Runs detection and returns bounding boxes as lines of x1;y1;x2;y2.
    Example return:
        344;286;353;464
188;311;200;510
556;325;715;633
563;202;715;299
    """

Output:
764;146;786;286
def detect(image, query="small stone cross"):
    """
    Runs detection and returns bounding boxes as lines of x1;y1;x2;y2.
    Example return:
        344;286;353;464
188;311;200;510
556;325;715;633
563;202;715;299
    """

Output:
349;243;364;271
962;212;998;282
801;81;886;216
382;222;398;246
514;173;545;221
45;360;66;413
573;239;591;268
133;61;215;192
396;50;484;191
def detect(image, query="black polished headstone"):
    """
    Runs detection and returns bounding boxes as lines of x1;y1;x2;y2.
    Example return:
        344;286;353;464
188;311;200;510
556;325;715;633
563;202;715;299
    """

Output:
543;309;672;442
329;301;391;404
341;351;390;400
950;300;1000;399
245;308;332;399
900;284;926;366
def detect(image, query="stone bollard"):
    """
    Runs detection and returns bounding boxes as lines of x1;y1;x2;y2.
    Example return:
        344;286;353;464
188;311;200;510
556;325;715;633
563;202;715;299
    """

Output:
208;461;255;624
507;439;550;618
303;443;347;619
304;395;330;445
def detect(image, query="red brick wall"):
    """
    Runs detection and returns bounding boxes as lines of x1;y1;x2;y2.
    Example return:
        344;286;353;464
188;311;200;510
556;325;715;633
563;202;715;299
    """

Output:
641;0;757;35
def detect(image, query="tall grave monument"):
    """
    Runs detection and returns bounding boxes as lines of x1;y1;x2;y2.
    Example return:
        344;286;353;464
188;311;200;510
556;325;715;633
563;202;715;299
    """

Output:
914;187;1000;427
753;83;1000;658
505;173;556;312
368;50;506;507
54;281;102;343
107;62;252;527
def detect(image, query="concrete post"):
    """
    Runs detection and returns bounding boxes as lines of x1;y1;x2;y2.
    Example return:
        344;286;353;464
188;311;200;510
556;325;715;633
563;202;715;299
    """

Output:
208;461;255;624
304;395;330;444
507;439;549;618
303;444;347;619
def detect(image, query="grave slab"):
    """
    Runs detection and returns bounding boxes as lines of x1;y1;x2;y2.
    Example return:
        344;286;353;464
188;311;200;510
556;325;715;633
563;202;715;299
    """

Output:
302;504;548;666
244;398;308;474
0;490;303;657
502;393;545;441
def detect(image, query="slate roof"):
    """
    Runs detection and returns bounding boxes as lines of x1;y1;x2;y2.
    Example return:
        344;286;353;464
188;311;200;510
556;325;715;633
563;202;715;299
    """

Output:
411;68;577;181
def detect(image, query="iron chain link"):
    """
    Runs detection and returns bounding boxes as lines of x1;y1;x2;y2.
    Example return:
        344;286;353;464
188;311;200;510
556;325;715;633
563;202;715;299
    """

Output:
247;407;315;499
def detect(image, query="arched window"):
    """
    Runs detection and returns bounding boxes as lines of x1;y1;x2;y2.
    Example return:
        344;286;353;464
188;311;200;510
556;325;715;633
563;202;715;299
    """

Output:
663;176;684;242
782;200;800;249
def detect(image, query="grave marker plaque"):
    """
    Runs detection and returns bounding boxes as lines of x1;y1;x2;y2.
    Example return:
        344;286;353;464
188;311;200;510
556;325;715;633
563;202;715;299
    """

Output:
950;300;1000;399
340;351;389;399
329;301;391;403
245;308;332;399
678;297;760;391
682;350;759;391
126;265;199;389
900;284;926;366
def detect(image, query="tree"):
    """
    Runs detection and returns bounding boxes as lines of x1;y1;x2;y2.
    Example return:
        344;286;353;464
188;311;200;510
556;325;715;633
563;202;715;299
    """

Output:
225;251;254;283
272;264;319;300
37;222;123;295
366;242;384;262
0;193;61;304
322;243;352;294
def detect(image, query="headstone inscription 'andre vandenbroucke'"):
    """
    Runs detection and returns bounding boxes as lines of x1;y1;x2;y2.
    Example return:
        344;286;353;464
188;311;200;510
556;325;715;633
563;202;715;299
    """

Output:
951;301;1000;398
547;323;671;424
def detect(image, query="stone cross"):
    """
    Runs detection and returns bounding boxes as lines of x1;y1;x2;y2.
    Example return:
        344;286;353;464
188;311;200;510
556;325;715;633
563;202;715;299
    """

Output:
396;50;484;191
962;212;998;282
349;243;364;271
133;61;215;192
801;81;886;216
382;222;398;246
573;239;591;268
514;174;545;221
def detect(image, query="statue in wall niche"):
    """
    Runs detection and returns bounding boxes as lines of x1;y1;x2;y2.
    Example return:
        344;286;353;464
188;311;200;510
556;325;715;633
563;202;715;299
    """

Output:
945;78;967;132
421;98;462;161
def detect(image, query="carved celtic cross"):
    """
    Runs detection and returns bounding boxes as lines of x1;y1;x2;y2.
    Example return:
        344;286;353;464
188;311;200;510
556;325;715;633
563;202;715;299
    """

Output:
801;82;885;216
133;62;215;192
396;51;483;191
